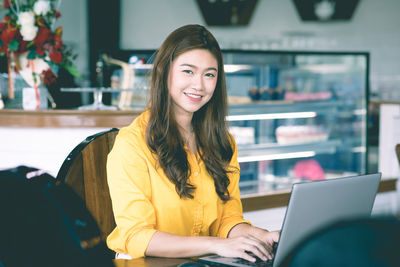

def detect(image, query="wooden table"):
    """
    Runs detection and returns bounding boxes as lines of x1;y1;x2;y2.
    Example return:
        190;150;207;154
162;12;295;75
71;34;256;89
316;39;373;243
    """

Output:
113;257;193;267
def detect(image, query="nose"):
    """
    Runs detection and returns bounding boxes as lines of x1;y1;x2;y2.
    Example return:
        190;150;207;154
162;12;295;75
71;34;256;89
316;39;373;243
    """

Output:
191;74;203;90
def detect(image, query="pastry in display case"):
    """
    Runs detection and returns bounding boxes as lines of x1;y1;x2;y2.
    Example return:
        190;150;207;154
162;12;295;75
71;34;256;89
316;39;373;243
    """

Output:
113;50;368;195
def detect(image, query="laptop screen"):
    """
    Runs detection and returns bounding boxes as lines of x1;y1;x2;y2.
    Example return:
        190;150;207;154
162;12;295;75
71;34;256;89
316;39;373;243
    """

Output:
273;173;381;266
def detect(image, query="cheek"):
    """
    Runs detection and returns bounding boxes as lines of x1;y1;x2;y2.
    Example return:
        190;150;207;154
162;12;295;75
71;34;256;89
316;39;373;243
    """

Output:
206;79;218;94
169;72;188;92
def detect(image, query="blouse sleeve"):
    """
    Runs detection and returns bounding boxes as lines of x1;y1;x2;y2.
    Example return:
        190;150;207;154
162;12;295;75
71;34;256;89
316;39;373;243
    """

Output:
216;137;252;238
106;127;157;258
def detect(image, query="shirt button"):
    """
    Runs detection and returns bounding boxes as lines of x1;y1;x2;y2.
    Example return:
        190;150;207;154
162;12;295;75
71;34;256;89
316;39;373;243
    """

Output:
194;172;199;176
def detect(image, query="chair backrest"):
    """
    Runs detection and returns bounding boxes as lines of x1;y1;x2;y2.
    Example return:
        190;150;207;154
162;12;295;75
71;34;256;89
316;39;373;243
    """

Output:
396;144;400;165
56;128;119;242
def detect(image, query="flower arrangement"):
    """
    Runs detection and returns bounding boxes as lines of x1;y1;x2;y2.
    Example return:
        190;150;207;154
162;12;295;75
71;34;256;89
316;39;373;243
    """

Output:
0;0;79;100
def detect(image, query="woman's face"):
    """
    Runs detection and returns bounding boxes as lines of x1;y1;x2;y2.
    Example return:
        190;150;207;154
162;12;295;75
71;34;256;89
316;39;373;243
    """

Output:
167;49;218;117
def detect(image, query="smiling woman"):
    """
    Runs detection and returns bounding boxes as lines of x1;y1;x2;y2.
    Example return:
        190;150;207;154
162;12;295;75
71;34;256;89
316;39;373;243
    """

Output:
106;24;279;262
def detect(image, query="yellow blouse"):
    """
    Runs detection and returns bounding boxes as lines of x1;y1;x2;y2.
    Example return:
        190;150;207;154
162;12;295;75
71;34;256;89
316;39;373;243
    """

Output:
106;110;250;258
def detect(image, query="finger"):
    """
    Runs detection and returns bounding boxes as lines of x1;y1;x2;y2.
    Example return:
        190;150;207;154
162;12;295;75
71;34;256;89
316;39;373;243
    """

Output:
237;250;257;263
244;235;270;260
250;231;278;246
241;243;269;261
270;231;280;243
251;247;269;261
266;232;280;257
249;232;279;257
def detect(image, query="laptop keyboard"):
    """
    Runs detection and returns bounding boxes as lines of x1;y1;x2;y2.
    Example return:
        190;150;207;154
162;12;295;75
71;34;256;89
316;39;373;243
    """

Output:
232;242;277;267
233;258;273;267
198;242;278;267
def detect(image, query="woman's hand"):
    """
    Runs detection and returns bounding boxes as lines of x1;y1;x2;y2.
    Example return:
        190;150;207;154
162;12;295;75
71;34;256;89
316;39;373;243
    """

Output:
253;227;280;249
221;223;280;262
212;234;271;262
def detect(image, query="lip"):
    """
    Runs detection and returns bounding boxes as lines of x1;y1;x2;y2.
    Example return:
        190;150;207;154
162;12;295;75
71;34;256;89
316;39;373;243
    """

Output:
184;92;203;102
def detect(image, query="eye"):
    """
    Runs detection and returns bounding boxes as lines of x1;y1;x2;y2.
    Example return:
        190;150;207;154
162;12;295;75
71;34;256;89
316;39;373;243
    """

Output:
183;69;193;74
205;72;216;78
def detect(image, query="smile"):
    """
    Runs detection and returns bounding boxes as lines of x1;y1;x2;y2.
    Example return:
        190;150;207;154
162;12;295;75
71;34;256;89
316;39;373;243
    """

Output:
184;93;202;99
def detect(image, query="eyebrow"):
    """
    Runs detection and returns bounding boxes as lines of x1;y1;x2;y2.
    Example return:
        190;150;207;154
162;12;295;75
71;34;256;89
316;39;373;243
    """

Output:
179;63;217;72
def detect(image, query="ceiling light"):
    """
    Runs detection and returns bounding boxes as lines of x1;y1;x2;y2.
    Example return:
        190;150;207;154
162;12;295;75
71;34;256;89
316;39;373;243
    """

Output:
314;0;335;20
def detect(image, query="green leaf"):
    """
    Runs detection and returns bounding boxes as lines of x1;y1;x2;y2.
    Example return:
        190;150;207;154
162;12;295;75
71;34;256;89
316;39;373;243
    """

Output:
26;41;34;48
8;40;19;51
27;50;37;59
63;63;82;79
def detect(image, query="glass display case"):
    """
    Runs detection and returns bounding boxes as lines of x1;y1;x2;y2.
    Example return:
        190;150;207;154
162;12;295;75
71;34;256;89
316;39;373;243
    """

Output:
223;51;368;195
114;50;369;195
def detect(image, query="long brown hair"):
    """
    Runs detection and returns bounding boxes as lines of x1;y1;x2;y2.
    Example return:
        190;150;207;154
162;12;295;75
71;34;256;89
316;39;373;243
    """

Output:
146;24;235;201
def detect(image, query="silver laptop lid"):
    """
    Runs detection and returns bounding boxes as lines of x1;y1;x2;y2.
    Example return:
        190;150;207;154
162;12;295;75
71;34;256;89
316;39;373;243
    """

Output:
273;173;381;267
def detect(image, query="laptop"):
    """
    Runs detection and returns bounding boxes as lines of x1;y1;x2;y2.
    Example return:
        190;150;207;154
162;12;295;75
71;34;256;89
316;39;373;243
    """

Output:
198;173;381;267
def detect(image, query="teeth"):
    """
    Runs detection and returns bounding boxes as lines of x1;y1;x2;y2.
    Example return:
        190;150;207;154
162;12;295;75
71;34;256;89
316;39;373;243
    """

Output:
186;93;201;98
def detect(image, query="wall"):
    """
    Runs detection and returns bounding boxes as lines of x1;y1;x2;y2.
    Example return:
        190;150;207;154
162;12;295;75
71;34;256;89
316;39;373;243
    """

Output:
0;127;107;177
57;0;89;85
120;0;400;98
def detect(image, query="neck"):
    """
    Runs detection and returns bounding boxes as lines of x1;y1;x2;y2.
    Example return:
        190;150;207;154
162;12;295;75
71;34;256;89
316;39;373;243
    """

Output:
174;112;197;153
174;110;193;135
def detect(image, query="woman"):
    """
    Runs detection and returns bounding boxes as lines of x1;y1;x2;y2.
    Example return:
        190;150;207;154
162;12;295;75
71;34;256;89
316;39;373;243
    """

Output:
107;24;279;262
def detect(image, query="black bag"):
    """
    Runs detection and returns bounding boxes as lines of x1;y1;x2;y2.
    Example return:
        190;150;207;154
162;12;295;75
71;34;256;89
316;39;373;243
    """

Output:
0;166;114;267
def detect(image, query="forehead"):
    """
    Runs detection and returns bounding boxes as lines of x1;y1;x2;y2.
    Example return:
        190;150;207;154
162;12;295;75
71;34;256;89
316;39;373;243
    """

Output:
172;49;218;68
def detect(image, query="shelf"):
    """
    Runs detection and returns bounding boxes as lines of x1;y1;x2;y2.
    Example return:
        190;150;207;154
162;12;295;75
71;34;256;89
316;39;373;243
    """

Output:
237;139;341;162
239;171;357;196
228;100;341;116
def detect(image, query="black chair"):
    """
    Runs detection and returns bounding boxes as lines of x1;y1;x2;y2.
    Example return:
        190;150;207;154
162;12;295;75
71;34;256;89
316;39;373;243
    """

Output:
280;217;400;267
56;128;119;244
0;166;114;267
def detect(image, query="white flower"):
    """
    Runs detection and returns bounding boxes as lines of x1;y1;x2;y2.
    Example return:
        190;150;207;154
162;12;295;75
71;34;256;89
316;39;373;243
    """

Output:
17;11;35;26
20;24;38;41
34;0;51;16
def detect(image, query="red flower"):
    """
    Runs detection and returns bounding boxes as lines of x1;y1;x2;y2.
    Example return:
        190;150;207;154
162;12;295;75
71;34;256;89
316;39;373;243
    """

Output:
42;69;57;85
3;0;10;8
54;35;62;49
50;50;62;64
36;46;45;55
54;10;61;19
34;27;52;47
1;25;17;45
18;39;28;52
